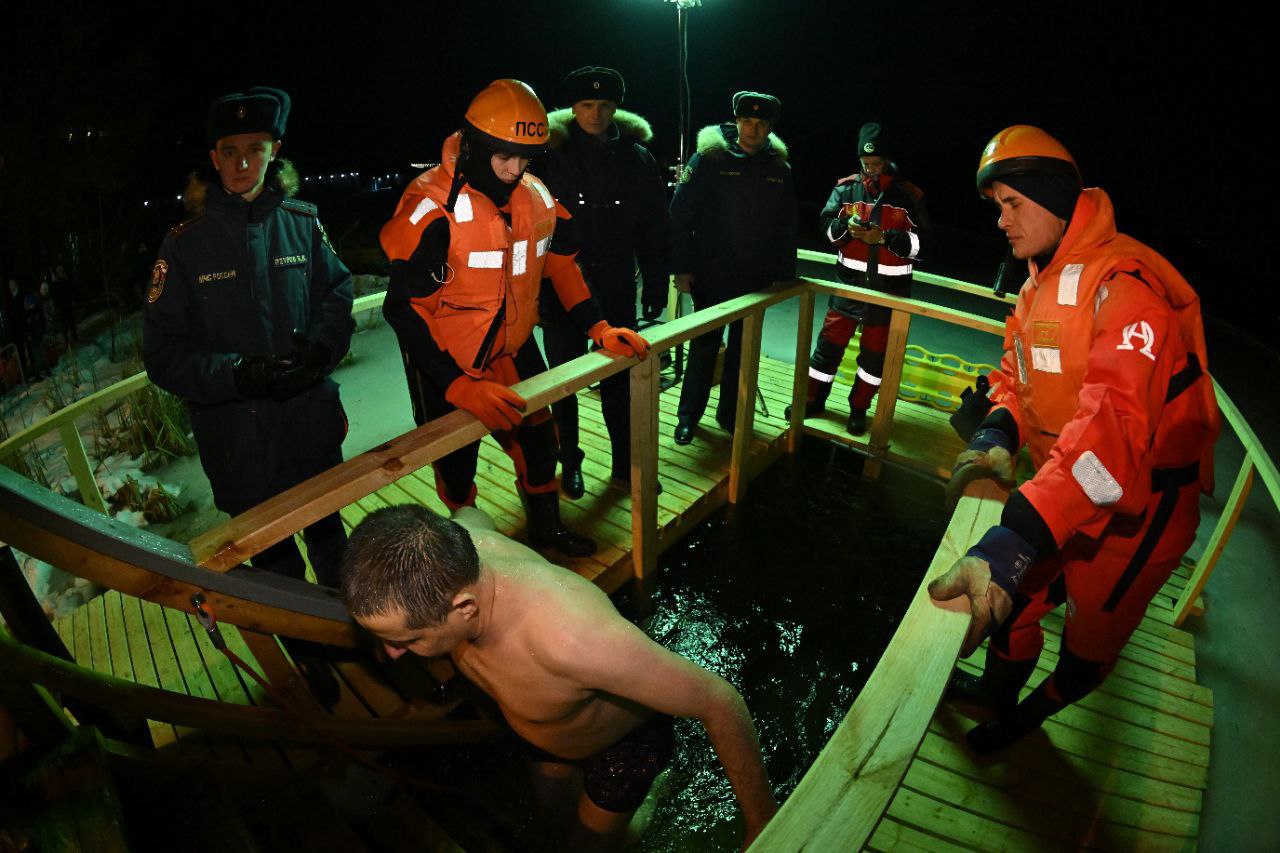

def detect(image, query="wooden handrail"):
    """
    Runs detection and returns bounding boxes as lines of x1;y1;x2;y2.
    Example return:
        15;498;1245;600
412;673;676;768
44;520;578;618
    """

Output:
0;372;149;461
797;248;1015;305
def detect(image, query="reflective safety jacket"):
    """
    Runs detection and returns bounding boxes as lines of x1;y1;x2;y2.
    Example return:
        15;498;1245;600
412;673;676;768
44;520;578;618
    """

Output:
381;133;599;382
989;188;1219;546
820;173;929;287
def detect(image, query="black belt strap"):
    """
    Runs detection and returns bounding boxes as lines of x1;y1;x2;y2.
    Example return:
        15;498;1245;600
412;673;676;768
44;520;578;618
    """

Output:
1165;353;1202;403
1102;461;1200;612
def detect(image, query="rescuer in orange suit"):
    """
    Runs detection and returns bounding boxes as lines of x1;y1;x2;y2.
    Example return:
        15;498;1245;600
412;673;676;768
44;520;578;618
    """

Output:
928;126;1220;753
380;80;649;558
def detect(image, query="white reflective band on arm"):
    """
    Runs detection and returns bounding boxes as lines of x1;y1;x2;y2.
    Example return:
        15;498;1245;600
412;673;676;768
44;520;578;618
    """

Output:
1072;451;1124;506
808;366;836;383
467;251;504;269
408;197;438;225
512;240;527;275
856;367;883;386
454;193;474;223
906;231;921;259
838;254;912;275
536;236;550;257
530;180;554;208
1031;346;1062;373
1058;263;1084;306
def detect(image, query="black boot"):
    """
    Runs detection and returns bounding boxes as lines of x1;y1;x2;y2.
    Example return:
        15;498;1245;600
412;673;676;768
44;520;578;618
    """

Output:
785;377;834;420
846;408;869;436
561;449;585;500
946;649;1038;713
965;682;1065;755
519;485;597;558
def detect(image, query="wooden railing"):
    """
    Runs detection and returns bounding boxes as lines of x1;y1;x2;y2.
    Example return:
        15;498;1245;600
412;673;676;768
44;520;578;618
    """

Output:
2;263;1277;847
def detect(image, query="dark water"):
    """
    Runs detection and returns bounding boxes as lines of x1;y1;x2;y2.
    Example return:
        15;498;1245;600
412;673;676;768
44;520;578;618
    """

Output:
637;441;949;851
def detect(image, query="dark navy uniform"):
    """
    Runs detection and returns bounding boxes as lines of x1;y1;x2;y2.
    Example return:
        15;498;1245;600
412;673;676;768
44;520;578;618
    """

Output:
671;122;797;429
535;107;670;480
143;161;354;584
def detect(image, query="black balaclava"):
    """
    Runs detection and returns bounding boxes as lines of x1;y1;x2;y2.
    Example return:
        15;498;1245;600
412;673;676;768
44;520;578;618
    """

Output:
997;170;1082;268
459;133;519;207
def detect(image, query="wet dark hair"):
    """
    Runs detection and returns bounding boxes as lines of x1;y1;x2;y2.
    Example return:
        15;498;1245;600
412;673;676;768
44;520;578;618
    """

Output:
341;505;480;629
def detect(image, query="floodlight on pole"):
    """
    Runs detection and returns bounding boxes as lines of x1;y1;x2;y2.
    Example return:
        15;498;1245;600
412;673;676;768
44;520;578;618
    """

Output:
665;0;702;182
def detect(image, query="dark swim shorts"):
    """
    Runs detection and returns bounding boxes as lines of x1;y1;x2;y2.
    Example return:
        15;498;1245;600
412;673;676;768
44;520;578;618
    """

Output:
524;713;676;813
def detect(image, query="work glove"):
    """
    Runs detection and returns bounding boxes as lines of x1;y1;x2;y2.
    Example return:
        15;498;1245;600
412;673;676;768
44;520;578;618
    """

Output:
589;321;650;360
928;525;1036;656
445;376;526;431
272;332;331;401
232;354;291;400
848;220;885;245
945;427;1016;510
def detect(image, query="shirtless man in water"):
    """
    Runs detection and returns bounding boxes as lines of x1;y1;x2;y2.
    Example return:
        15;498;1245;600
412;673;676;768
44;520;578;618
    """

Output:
340;504;777;848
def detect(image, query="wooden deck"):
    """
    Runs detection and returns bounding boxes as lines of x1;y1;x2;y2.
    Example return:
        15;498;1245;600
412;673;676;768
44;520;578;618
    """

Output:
44;354;1212;850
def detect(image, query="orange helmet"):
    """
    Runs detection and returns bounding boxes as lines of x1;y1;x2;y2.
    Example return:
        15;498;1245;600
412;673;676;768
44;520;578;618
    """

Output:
976;125;1080;198
463;79;549;157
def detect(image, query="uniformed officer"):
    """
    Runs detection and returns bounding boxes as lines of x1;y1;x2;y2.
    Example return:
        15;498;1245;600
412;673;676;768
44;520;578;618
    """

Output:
143;86;355;587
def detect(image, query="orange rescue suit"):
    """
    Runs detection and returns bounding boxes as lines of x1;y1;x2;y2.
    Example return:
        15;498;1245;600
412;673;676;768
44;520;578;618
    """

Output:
989;188;1219;548
380;132;596;378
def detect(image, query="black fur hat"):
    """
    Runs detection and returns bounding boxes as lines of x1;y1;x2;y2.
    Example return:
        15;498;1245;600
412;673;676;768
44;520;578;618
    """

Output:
206;86;291;147
562;67;625;106
732;91;781;123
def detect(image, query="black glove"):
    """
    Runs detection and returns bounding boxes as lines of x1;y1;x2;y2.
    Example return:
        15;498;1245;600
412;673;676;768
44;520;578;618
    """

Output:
642;300;666;321
233;355;291;399
271;332;331;401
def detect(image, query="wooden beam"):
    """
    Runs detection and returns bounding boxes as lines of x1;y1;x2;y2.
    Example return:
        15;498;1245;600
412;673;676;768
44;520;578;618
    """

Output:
729;310;764;504
0;373;149;462
865;309;912;479
798;247;1016;306
788;288;815;454
58;422;109;515
811;279;1005;337
629;353;661;602
751;478;1007;851
0;630;500;748
1173;458;1254;626
1213;378;1280;511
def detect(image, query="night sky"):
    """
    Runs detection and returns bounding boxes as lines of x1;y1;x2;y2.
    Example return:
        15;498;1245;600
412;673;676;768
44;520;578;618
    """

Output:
3;0;1273;341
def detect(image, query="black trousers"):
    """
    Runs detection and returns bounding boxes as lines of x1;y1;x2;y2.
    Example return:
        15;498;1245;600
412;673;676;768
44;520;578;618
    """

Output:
677;282;760;425
541;275;637;476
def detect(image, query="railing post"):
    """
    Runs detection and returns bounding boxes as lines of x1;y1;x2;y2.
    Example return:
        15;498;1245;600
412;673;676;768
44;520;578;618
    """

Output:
1174;457;1255;626
729;309;764;503
629;354;661;606
58;421;109;515
789;288;816;454
864;308;912;479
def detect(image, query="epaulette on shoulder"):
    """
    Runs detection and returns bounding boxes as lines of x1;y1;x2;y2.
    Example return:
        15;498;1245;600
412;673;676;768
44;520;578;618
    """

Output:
281;198;318;216
168;214;205;238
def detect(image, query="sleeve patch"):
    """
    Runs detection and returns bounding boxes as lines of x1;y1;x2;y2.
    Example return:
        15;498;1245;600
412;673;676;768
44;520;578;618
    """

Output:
1072;450;1124;507
1116;320;1158;361
147;260;168;303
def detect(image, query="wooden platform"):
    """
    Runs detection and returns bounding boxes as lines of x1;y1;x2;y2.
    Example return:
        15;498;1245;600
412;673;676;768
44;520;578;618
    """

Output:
46;353;1212;849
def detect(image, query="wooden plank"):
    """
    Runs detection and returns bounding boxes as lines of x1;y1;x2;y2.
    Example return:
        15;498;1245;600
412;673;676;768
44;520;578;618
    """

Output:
865;308;913;479
1039;609;1196;669
788;288;815;454
237;629;326;717
87;594;112;676
812;278;1006;337
59;421;109;515
163;606;236;763
916;732;1200;836
139;599;206;753
119;595;180;748
885;786;1073;852
901;758;1196;851
0;371;149;462
1213;377;1280;510
867;817;972;853
925;720;1203;814
728;309;764;503
1174;458;1254;626
630;352;660;599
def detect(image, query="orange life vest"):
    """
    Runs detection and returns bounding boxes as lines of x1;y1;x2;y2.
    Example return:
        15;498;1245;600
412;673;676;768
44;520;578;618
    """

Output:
382;133;559;377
